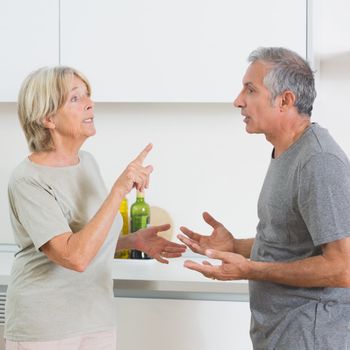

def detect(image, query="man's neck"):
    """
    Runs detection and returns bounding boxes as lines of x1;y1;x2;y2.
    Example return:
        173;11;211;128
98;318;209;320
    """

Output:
269;117;311;158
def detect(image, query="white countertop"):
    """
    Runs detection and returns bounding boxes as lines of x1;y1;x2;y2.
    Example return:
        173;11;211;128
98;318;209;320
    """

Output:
0;250;249;301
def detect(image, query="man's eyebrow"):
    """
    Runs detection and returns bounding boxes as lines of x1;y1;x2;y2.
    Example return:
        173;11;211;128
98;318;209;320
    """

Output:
244;82;256;88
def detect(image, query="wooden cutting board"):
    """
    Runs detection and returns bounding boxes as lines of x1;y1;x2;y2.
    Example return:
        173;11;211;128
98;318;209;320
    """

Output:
150;206;173;241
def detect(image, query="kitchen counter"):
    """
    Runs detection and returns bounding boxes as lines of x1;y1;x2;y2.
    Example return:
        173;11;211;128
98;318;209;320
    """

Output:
0;250;249;302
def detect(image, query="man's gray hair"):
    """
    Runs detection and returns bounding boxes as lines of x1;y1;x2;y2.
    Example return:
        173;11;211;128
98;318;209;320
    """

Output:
248;47;316;116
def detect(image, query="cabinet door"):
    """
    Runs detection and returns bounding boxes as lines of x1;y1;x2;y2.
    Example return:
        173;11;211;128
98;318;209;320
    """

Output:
61;0;306;102
115;298;252;350
0;0;59;102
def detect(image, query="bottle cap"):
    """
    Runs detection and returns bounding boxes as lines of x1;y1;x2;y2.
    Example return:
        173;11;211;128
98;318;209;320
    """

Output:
136;190;145;198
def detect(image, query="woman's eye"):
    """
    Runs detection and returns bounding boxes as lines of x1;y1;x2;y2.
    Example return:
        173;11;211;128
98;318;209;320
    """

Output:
71;96;79;102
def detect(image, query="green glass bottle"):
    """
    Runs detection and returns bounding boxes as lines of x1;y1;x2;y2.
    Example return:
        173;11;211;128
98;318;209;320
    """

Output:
130;191;150;259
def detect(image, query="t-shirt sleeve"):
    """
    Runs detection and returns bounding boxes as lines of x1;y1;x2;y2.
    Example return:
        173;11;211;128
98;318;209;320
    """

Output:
9;178;72;250
298;153;350;246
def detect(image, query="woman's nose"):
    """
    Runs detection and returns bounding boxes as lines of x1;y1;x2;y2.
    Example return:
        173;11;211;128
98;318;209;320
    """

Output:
85;96;94;110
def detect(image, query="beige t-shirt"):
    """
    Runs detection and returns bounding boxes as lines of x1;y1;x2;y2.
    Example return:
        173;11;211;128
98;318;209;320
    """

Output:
5;151;122;341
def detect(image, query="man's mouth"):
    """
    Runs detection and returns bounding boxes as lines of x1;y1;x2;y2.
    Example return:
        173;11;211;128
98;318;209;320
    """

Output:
242;115;250;123
83;117;94;124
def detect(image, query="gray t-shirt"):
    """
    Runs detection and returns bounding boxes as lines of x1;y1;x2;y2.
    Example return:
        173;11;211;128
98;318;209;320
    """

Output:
5;151;122;341
249;123;350;350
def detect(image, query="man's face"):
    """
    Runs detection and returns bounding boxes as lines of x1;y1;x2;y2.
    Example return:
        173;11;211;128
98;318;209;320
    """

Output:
233;61;280;135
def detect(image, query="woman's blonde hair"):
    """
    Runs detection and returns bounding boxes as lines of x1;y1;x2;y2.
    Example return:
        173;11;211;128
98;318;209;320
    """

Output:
18;66;91;152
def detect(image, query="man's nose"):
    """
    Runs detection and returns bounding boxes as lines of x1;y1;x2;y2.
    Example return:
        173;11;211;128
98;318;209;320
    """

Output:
233;93;244;108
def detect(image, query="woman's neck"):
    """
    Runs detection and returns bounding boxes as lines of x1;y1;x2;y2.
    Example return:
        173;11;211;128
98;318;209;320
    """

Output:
29;149;80;167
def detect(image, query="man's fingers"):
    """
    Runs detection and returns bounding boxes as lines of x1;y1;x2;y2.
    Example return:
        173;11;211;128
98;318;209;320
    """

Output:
184;260;214;276
202;212;221;229
134;143;153;164
177;235;201;252
205;248;230;263
179;226;200;241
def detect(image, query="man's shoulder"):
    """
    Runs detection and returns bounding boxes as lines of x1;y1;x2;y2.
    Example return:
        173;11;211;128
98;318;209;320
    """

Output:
299;123;349;165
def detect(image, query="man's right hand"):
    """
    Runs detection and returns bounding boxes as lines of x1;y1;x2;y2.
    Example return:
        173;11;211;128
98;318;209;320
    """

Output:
177;212;235;255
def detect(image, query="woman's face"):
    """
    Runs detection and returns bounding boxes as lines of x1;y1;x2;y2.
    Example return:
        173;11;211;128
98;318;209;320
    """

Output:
51;75;95;144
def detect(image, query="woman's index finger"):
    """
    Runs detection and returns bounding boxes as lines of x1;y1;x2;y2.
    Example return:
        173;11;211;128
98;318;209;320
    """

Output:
134;143;153;163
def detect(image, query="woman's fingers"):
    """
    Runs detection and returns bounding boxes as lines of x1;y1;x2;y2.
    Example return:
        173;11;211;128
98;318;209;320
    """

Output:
134;143;153;164
155;255;169;264
120;144;154;193
160;252;183;258
161;245;187;253
124;163;152;192
151;224;171;233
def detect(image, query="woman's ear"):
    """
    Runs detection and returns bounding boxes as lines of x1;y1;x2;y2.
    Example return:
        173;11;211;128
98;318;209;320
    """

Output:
42;114;56;129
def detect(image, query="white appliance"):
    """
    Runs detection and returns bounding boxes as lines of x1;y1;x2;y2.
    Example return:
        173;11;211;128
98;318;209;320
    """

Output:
0;290;5;350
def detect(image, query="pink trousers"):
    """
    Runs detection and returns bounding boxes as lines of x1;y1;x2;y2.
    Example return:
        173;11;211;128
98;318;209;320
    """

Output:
5;330;116;350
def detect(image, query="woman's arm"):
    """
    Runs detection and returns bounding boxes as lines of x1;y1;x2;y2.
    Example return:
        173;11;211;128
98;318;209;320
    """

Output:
41;144;153;272
116;225;187;264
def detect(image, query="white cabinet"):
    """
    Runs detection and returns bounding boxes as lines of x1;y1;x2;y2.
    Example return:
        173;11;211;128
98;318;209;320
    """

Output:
60;0;307;102
115;297;252;350
0;0;59;102
0;0;307;102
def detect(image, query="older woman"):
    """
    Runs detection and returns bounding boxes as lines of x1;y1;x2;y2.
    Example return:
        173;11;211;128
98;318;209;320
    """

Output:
5;66;186;350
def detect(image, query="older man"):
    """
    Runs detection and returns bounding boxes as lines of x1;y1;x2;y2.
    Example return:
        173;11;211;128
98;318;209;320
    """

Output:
178;47;350;349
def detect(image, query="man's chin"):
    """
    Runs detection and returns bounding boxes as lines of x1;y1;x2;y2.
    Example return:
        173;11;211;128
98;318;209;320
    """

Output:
245;124;255;134
245;125;262;135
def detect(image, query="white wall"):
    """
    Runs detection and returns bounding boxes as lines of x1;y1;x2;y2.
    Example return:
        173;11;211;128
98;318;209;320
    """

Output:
312;0;350;152
1;0;350;249
0;102;270;246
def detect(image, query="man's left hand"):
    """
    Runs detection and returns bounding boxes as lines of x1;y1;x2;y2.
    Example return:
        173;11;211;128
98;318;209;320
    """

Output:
184;249;249;280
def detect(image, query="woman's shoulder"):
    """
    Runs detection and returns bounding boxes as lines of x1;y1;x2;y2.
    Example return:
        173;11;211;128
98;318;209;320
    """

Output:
10;157;35;180
79;150;100;168
8;157;42;192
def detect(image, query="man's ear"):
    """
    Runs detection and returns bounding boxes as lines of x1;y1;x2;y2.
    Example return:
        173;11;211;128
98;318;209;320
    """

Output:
42;114;56;129
280;90;296;111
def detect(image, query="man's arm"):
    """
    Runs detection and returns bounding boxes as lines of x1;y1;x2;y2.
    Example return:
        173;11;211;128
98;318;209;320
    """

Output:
233;237;255;258
185;236;350;288
248;237;350;287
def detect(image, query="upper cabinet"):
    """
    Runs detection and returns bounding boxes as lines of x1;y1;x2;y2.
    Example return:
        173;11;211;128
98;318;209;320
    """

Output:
60;0;307;102
1;0;307;102
0;0;59;102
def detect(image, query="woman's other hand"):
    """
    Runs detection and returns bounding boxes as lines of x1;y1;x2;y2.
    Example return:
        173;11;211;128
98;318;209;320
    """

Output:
134;224;187;264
